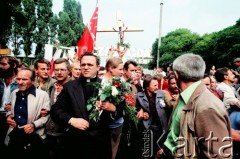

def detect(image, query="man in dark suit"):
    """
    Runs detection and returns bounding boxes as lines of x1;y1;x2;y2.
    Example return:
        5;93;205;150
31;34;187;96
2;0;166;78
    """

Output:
50;52;119;159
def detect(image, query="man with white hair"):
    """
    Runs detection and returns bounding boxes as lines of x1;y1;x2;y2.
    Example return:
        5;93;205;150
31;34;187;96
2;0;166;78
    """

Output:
158;54;231;159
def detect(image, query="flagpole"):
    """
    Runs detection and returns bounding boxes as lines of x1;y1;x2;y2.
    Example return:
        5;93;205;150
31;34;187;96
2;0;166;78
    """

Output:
157;1;163;69
95;0;99;53
77;2;99;58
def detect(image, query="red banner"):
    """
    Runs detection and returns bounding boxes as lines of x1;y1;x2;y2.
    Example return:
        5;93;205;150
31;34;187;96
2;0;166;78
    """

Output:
77;6;98;58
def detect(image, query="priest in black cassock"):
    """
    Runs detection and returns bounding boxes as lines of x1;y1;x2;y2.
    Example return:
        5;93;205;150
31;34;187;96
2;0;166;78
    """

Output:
51;52;122;159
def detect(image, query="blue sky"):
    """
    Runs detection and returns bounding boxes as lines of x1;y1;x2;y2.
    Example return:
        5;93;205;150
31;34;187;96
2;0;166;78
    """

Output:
52;0;240;49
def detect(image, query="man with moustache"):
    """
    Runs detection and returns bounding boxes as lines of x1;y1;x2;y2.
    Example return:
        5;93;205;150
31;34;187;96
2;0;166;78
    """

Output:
215;67;240;159
136;75;169;159
164;73;180;108
0;56;19;151
215;67;240;110
45;58;71;159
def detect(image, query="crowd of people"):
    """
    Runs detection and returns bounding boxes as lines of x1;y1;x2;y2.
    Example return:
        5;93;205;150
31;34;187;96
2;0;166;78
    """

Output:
0;51;240;159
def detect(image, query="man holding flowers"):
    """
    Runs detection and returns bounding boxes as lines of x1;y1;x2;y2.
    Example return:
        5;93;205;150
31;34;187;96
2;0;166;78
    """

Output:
87;57;139;159
96;57;126;159
117;60;140;159
50;52;119;159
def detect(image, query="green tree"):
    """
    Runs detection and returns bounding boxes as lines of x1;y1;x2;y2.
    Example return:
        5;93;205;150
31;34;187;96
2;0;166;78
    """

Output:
191;32;218;70
0;0;26;49
21;0;37;63
9;3;26;56
148;28;200;69
58;0;84;46
34;0;53;58
212;19;240;68
58;12;75;46
48;14;59;44
10;20;24;56
148;39;159;69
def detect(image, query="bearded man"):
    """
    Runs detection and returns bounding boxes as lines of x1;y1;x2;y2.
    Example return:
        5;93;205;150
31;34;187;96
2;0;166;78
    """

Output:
0;56;19;151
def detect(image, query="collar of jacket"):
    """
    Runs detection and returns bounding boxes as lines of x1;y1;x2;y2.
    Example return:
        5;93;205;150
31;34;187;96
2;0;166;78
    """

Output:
183;82;206;111
138;90;164;102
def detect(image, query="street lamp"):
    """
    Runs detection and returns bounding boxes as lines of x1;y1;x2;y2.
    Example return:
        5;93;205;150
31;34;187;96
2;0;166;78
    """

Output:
157;1;163;68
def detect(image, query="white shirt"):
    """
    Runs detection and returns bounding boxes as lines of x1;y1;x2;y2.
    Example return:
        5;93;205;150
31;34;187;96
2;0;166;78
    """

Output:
217;82;240;109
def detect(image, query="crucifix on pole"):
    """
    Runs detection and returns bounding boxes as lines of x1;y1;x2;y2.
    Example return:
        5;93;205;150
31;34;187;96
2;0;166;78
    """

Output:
97;11;143;57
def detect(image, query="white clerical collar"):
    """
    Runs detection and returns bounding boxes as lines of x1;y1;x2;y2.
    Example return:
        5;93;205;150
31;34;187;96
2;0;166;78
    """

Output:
86;75;97;82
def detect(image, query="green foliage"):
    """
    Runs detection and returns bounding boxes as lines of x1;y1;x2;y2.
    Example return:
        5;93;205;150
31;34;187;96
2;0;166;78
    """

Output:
58;12;76;46
86;77;139;127
212;23;240;68
191;32;218;70
148;39;158;69
117;42;131;48
160;29;200;57
125;104;139;128
58;0;84;46
86;97;97;111
10;20;25;56
148;29;200;69
48;14;59;42
21;0;37;56
22;56;30;64
1;0;239;70
148;21;240;71
0;0;26;49
34;0;53;58
2;0;85;62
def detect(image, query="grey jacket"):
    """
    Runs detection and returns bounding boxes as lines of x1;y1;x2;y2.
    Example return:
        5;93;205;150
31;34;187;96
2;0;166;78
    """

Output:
137;90;168;132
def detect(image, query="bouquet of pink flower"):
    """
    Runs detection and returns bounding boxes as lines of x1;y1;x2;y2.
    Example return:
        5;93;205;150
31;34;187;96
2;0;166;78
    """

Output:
86;77;139;127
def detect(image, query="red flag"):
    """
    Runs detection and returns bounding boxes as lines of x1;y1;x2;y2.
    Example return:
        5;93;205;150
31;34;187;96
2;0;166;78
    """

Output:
77;6;98;58
49;48;62;76
49;56;55;77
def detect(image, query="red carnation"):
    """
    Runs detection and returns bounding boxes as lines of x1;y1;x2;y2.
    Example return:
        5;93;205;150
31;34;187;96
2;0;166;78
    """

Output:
128;101;135;107
123;94;132;101
112;81;122;87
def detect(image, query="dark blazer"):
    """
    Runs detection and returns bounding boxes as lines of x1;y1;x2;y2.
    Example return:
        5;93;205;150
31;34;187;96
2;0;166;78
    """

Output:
137;90;168;132
50;77;111;159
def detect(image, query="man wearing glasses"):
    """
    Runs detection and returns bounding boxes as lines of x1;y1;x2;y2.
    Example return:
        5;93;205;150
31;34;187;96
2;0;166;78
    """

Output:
44;58;71;159
51;52;120;159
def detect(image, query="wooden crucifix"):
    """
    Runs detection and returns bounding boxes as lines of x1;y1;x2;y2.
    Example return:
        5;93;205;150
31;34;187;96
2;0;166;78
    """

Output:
97;11;143;58
97;11;144;45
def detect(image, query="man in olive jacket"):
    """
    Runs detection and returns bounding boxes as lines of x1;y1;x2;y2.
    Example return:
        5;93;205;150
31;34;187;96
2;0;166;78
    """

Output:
158;54;232;159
